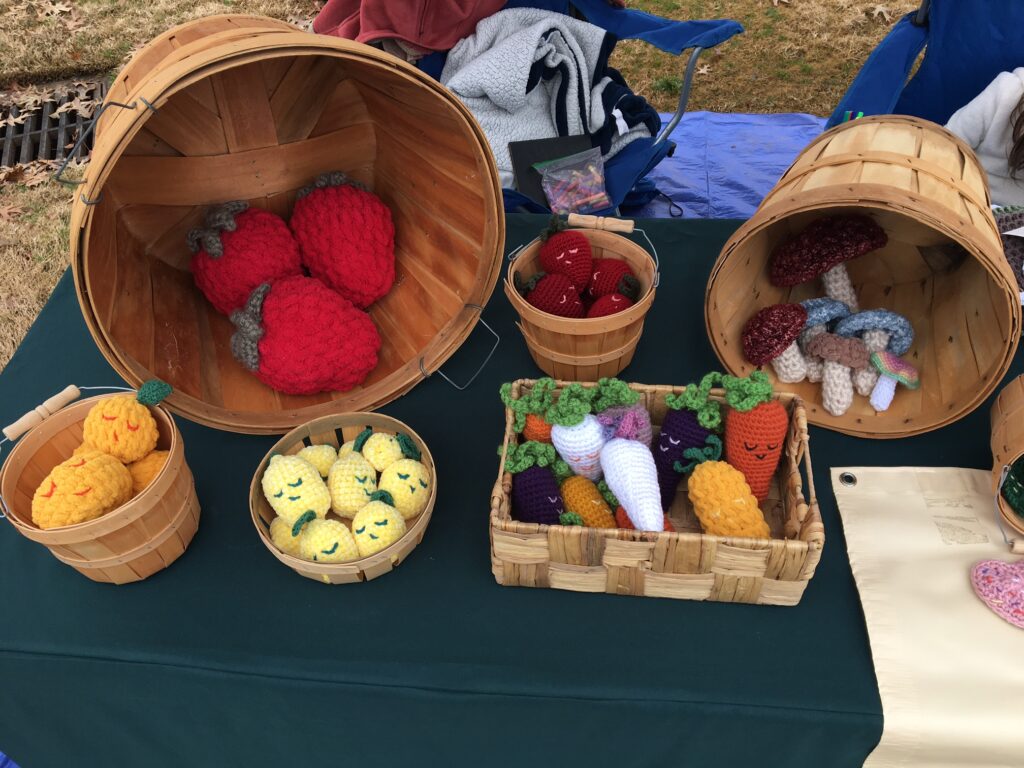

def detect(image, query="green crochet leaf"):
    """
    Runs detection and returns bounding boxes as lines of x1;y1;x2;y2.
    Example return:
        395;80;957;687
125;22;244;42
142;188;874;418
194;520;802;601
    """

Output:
539;214;568;242
502;441;559;474
396;433;421;461
545;383;593;427
353;428;373;452
290;510;317;538
368;489;395;506
590;377;639;413
721;370;773;412
559;511;584;526
673;435;723;474
136;379;172;406
665;372;723;431
500;379;557;432
596;480;619;508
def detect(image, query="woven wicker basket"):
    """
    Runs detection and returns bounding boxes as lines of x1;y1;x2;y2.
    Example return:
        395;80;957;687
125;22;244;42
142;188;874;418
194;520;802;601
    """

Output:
71;20;504;434
0;389;200;584
706;115;1021;438
490;379;823;605
249;412;435;584
990;374;1024;538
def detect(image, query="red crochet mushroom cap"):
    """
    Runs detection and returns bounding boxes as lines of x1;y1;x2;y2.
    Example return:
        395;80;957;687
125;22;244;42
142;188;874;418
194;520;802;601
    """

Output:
742;303;807;366
230;275;381;395
769;215;887;287
289;173;395;310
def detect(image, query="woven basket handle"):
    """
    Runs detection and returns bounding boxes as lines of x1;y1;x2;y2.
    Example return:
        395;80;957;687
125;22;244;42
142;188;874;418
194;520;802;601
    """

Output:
3;385;81;441
567;213;634;233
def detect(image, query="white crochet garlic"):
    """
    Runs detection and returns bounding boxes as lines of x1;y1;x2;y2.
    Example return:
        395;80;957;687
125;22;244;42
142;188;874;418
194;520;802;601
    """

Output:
600;438;664;531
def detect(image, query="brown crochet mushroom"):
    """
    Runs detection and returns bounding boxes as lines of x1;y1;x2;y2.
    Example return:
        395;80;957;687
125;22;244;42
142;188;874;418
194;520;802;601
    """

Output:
806;332;869;416
741;303;808;383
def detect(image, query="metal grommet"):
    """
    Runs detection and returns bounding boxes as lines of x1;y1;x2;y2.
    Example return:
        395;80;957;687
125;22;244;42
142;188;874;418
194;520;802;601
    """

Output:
839;472;857;487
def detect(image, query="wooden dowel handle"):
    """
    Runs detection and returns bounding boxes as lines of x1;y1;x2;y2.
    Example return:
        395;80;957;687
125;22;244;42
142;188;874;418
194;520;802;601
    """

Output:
3;385;81;441
1011;538;1024;555
566;213;635;233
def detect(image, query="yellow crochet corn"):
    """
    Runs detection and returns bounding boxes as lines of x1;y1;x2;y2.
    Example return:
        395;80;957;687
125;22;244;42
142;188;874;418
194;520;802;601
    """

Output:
377;458;431;519
337;440;356;459
82;394;160;463
687;461;770;539
31;451;132;529
327;452;377;517
262;454;331;524
352;494;407;557
361;433;404;472
270;516;302;557
128;450;168;495
298;518;360;563
296;444;338;478
561;476;616;528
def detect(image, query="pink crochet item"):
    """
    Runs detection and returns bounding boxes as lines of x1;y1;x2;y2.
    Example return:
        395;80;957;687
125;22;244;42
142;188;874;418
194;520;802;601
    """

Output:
971;559;1024;629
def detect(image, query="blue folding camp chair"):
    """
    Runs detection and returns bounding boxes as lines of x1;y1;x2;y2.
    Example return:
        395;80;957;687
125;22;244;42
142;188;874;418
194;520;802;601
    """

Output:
418;0;743;213
827;0;1024;129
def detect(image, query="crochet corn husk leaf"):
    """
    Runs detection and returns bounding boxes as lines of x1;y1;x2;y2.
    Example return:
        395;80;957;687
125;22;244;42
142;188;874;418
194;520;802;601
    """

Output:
590;378;640;413
291;509;318;537
185;200;248;257
353;427;373;452
229;282;270;371
539;214;569;242
545;383;594;427
665;372;723;431
501;441;570;478
673;434;723;475
137;379;172;406
396;433;421;460
368;489;395;506
721;370;773;412
500;378;557;432
296;171;368;199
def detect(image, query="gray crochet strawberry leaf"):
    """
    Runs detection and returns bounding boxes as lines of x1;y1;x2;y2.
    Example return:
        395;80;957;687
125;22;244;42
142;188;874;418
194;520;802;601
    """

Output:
185;200;248;258
230;283;270;371
296;171;368;199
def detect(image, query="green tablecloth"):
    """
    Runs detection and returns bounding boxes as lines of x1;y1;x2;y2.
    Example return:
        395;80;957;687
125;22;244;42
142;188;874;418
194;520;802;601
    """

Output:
8;212;986;767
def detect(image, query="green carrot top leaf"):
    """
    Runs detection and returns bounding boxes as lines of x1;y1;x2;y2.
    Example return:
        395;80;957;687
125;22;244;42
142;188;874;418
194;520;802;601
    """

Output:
673;435;723;475
596;480;619;508
721;370;773;412
665;371;723;431
590;377;640;413
500;378;556;432
545;383;594;427
501;441;569;478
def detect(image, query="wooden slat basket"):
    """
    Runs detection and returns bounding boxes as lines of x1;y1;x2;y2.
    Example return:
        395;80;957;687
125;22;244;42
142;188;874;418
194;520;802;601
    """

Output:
490;379;824;605
989;374;1024;538
706;116;1021;438
71;18;504;434
249;412;435;584
0;390;200;584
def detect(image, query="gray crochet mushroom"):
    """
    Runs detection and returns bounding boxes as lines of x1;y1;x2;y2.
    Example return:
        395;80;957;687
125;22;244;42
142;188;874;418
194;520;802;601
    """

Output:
834;309;914;397
806;332;870;417
799;298;852;384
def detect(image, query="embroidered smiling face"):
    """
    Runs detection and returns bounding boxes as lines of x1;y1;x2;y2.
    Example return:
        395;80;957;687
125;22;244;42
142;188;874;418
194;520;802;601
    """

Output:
81;394;160;463
261;454;331;524
327;452;378;517
297;518;360;563
31;450;132;529
352;500;407;557
377;458;431;520
740;438;782;465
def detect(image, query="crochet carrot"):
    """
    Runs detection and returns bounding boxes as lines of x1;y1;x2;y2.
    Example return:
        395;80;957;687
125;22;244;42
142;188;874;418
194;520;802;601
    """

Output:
502;441;570;526
721;371;788;503
615;506;674;532
560;476;616;528
547;383;606;480
655;372;723;509
500;378;556;443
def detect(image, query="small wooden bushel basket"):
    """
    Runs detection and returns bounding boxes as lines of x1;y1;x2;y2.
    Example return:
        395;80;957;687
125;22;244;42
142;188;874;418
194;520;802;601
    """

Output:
490;379;824;605
989;374;1024;541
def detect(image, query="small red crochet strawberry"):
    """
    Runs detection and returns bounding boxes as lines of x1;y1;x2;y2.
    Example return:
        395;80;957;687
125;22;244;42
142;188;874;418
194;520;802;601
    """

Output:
187;201;303;315
518;272;584;318
289;172;395;310
230;275;381;395
588;258;640;300
538;217;592;292
586;292;633;318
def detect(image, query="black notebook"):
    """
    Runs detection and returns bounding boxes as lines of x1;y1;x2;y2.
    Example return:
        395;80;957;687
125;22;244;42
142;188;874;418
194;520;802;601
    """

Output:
509;135;592;207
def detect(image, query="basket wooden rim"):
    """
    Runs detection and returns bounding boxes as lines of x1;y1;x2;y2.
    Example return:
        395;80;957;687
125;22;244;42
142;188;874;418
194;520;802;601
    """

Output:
516;322;643;365
248;411;436;581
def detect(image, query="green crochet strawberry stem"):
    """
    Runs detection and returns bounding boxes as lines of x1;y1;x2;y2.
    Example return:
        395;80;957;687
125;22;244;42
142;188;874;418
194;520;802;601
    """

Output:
136;379;172;406
590;377;639;413
353;428;373;452
369;489;395;506
665;372;723;431
674;435;723;474
722;371;773;412
500;379;557;432
618;274;641;302
396;433;421;461
545;383;593;427
559;512;584;526
290;510;317;538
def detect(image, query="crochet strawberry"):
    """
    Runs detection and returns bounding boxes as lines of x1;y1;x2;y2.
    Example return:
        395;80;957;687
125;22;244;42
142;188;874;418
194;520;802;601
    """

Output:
231;275;381;395
519;272;584;318
187;201;303;315
538;217;592;292
586;292;633;318
588;258;640;300
289;172;395;309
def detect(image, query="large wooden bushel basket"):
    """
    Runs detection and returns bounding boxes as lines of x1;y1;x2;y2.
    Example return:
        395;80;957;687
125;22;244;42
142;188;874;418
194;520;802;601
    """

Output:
71;19;504;434
706;116;1021;438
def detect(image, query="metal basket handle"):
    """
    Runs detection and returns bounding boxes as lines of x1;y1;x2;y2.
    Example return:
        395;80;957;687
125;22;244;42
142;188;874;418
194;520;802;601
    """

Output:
418;306;500;392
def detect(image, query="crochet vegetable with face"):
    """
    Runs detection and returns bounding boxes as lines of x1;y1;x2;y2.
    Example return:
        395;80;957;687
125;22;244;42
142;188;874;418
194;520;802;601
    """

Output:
127;449;168;495
588;258;640;300
500;378;556;443
270;515;303;557
538;216;593;292
599;407;664;531
354;427;416;473
721;371;788;503
547;383;606;481
32;451;133;529
560;475;616;528
799;298;851;383
288;172;395;309
230;275;381;395
519;272;584;318
352;491;407;557
327;451;377;517
186;201;303;315
262;454;331;524
687;459;770;539
806;332;870;417
296;444;339;478
742;303;808;384
295;517;360;563
869;352;920;412
503;441;568;526
655;372;723;509
378;458;431;520
834;310;914;397
81;380;169;464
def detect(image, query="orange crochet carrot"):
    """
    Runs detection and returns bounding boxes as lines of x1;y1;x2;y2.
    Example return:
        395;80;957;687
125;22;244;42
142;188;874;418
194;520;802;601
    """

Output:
523;413;552;442
614;506;674;532
722;371;788;503
500;379;556;444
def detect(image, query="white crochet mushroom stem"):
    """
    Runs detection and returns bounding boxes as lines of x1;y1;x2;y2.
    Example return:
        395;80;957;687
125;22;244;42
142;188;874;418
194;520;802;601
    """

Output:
799;325;825;383
853;329;889;397
550;415;606;481
821;360;855;416
869;375;897;412
821;266;860;313
770;341;807;383
599;438;664;531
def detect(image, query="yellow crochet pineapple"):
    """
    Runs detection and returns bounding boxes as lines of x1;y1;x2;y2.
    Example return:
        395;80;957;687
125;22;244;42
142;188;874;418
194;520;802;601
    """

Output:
561;476;616;528
81;382;169;463
296;444;339;478
352;491;407;557
270;516;303;557
377;458;431;519
687;461;770;539
297;518;360;563
262;454;331;524
327;452;377;517
360;432;404;472
128;449;168;494
32;451;132;529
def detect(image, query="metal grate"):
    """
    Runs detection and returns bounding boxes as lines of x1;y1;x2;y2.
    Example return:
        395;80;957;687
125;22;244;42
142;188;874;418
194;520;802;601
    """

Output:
0;81;107;169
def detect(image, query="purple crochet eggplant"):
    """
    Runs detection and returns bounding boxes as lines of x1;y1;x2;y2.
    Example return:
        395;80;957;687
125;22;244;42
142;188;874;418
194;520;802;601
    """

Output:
655;372;723;510
502;441;570;526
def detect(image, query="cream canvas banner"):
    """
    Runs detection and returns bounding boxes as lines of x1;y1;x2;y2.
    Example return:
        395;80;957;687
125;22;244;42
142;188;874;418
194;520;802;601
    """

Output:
832;467;1024;768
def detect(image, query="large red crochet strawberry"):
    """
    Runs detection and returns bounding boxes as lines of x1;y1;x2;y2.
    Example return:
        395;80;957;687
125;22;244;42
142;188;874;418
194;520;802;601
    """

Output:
519;272;584;318
289;172;395;310
586;292;633;318
230;275;381;395
538;217;593;292
187;201;303;315
588;258;640;300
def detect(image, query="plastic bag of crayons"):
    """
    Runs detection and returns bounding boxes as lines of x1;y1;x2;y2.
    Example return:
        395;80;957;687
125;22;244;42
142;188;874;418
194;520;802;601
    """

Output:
536;147;612;215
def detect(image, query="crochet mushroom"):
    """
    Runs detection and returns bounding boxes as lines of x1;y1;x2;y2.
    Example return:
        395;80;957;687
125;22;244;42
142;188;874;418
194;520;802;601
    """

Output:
799;298;851;383
741;303;808;383
769;215;888;312
869;352;920;412
834;310;914;397
806;332;870;416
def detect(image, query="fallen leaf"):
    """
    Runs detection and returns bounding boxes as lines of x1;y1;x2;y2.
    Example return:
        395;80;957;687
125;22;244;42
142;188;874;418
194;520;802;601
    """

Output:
772;0;790;6
0;205;25;222
0;166;26;185
697;64;712;76
870;5;892;22
37;1;72;18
